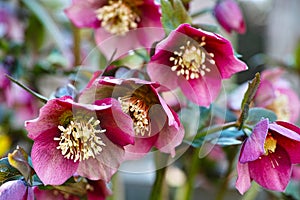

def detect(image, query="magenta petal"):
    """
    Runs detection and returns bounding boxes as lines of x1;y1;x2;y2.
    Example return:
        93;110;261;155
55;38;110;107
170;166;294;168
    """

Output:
269;122;300;142
124;136;158;160
0;180;33;200
239;119;269;163
275;134;300;164
64;0;103;28
31;133;78;185
95;98;134;146
76;134;124;182
249;145;291;192
235;162;251;195
154;122;185;157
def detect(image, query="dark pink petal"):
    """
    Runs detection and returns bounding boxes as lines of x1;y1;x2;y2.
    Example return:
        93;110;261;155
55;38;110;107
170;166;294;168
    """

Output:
31;131;78;185
239;119;269;163
64;0;104;28
275;134;300;164
269;122;300;142
76;134;124;182
235;162;251;195
248;145;291;192
124;136;158;160
0;180;34;200
87;180;112;200
34;187;80;200
95;98;135;146
25;96;72;140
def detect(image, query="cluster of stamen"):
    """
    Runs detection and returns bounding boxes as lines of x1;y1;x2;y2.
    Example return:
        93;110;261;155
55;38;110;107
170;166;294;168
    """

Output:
96;0;140;35
265;92;290;121
169;37;215;80
54;117;106;162
259;134;280;168
118;95;150;136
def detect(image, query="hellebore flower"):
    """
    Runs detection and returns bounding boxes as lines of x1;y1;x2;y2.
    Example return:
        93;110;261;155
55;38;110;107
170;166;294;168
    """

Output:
25;96;134;185
79;77;184;159
213;0;246;34
236;119;300;194
228;67;300;122
147;23;247;107
65;0;164;58
0;180;34;200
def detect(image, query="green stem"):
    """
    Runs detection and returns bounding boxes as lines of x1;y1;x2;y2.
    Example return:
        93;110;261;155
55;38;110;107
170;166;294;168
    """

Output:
195;121;239;139
191;8;213;18
149;167;167;200
72;24;81;66
6;75;48;103
184;148;200;200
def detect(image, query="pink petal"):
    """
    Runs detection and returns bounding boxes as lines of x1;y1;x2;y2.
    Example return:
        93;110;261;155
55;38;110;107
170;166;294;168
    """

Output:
64;0;104;28
255;80;276;107
95;98;135;147
76;134;124;182
277;88;300;123
239;119;269;163
275;134;300;164
269;122;300;142
124;136;158;160
31;131;78;185
248;145;291;192
235;162;251;194
25;96;72;140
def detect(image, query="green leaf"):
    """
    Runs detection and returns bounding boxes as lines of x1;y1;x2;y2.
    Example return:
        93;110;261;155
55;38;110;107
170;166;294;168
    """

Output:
294;40;300;70
0;158;22;185
161;0;192;35
8;146;33;184
25;14;45;50
245;108;277;126
238;73;261;129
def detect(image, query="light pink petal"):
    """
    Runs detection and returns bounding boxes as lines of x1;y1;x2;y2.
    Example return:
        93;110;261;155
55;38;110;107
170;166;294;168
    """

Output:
0;180;34;200
76;134;124;182
277;88;300;123
239;119;269;163
31;132;78;185
255;80;276;107
235;162;251;194
249;145;291;192
261;67;284;82
64;0;104;28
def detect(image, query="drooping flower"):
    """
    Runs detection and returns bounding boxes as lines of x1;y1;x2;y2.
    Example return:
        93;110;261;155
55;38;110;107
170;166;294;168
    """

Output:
25;96;134;185
65;0;164;58
213;0;246;34
147;23;247;107
0;180;34;200
236;119;300;194
79;77;184;159
228;67;300;122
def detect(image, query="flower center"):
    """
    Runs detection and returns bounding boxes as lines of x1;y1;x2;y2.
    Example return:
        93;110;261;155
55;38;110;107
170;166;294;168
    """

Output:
118;95;150;136
265;92;290;121
96;0;141;35
264;135;277;155
169;38;215;80
54;117;106;162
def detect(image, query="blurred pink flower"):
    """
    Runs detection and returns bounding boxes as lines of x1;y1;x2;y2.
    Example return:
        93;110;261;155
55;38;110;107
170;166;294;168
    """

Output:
25;96;134;185
79;77;184;159
65;0;164;58
213;0;246;34
236;119;300;194
147;23;247;106
228;67;300;122
0;180;34;200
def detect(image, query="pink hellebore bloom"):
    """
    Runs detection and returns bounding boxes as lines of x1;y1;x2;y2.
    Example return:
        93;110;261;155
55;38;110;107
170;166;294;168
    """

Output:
0;180;34;200
228;67;300;123
25;96;134;185
147;23;247;107
213;0;246;34
236;119;300;194
79;77;184;159
65;0;164;58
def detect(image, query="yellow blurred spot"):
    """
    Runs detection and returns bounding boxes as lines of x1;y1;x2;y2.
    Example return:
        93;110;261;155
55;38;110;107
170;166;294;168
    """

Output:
0;134;11;157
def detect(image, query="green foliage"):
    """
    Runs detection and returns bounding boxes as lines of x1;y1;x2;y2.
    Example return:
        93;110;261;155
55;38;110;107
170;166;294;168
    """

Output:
161;0;192;35
245;107;277;126
0;158;22;185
